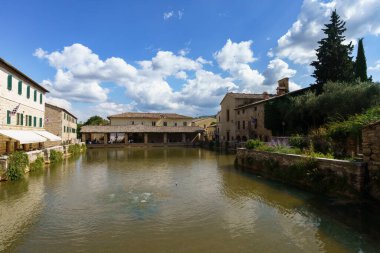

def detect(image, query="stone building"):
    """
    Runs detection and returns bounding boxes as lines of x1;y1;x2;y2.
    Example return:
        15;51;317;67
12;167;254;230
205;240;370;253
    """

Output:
45;103;78;145
217;92;273;142
0;58;60;155
81;112;204;146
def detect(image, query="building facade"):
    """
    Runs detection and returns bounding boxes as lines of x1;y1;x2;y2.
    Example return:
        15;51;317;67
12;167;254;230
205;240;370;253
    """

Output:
191;117;216;141
81;112;204;146
0;58;60;154
217;78;291;143
45;103;78;145
217;93;270;142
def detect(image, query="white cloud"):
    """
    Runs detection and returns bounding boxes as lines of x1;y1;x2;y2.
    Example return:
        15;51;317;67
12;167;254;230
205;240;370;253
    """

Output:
163;10;184;20
35;40;300;119
163;11;174;20
274;0;380;65
369;60;380;72
45;97;72;111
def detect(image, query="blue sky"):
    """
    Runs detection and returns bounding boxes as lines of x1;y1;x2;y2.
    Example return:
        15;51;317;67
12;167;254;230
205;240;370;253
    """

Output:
1;0;380;121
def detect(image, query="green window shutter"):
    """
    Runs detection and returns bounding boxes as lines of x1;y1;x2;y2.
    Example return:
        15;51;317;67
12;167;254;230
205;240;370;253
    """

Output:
27;86;30;98
39;118;42;127
18;81;22;95
7;111;11;124
21;114;24;126
34;90;37;102
16;113;20;125
40;93;43;104
64;126;66;132
29;116;32;126
33;116;36;127
7;75;12;90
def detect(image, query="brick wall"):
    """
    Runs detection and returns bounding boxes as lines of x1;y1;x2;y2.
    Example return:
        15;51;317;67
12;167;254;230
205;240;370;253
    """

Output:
362;121;380;201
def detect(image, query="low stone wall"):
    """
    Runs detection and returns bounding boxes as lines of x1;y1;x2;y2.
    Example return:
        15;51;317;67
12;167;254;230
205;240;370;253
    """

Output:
363;121;380;201
236;149;367;198
0;143;85;181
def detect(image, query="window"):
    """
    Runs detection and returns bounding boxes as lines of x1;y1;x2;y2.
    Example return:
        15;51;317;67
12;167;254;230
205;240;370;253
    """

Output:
163;122;167;126
39;118;42;127
40;93;43;104
183;122;187;126
242;121;245;129
7;75;12;90
7;111;11;124
21;114;24;126
226;109;230;122
29;115;32;126
16;113;20;125
152;121;156;126
18;81;22;95
237;121;240;129
33;116;37;127
34;90;37;102
27;86;31;98
64;126;66;132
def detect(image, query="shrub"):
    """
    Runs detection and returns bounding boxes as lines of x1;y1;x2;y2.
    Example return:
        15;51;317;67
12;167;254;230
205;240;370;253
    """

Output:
289;134;308;149
68;144;82;155
50;150;63;164
6;151;29;181
245;139;264;150
30;156;45;171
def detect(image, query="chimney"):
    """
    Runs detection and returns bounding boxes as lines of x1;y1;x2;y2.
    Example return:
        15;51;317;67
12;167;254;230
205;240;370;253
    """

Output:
276;77;289;96
262;91;270;100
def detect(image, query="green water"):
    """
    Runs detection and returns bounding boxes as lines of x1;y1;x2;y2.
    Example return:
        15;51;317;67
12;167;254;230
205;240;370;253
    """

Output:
1;148;380;252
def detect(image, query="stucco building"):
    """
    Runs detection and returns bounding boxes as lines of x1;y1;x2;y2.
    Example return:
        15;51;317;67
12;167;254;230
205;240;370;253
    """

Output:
81;112;204;146
191;117;216;141
45;103;78;145
0;58;60;155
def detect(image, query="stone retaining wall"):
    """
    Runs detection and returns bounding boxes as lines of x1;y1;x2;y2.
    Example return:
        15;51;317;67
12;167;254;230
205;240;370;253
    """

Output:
236;149;367;198
363;121;380;201
0;143;85;181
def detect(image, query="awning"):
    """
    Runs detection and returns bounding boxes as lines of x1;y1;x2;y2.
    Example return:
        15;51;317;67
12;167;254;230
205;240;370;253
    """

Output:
0;129;47;144
34;130;62;141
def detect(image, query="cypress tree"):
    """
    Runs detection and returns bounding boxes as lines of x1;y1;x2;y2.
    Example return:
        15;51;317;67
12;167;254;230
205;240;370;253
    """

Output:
355;38;371;82
311;10;354;86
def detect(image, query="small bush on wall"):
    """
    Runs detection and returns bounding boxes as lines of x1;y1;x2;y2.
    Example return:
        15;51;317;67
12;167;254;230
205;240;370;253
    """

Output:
50;150;63;164
6;151;29;181
30;156;45;171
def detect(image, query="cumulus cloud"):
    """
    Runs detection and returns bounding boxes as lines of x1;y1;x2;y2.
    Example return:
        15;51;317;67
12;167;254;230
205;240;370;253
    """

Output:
35;40;299;119
214;39;265;91
163;11;174;20
45;97;72;111
274;0;380;65
369;60;380;72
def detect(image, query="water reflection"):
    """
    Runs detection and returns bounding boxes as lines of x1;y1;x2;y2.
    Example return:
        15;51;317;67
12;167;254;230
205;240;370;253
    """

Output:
0;148;379;253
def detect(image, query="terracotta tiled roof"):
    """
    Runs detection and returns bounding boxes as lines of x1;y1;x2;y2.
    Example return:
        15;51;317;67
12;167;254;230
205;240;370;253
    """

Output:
81;125;204;133
108;112;193;119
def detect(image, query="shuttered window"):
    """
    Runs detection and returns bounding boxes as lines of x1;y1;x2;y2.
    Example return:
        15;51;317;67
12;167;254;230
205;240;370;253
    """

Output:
16;113;20;125
18;81;22;95
34;90;37;102
27;86;31;98
33;116;37;127
21;114;24;126
40;93;43;104
7;111;11;124
39;118;43;127
7;75;12;90
29;115;32;126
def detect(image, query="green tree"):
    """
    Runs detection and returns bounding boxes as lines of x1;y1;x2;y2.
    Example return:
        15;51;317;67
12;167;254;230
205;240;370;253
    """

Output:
311;10;354;87
354;38;372;82
83;115;109;126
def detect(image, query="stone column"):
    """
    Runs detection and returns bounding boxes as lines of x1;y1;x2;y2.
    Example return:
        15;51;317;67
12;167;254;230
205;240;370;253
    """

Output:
6;141;11;154
144;133;148;144
104;133;108;145
124;133;129;144
182;133;186;143
82;134;86;143
163;133;167;144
